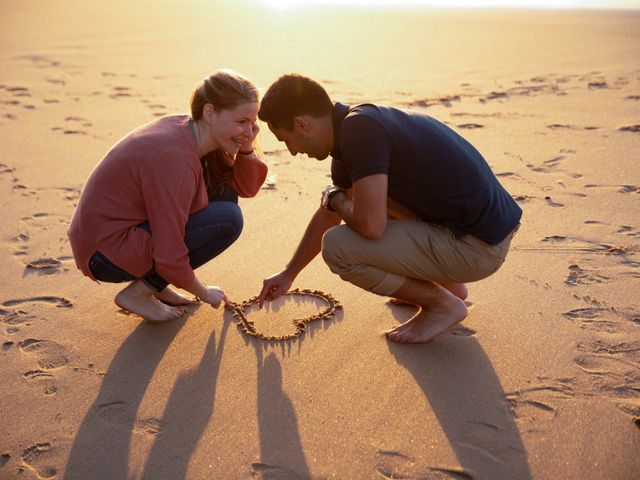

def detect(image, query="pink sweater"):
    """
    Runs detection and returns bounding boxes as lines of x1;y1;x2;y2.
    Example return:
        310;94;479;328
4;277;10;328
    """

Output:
68;115;267;288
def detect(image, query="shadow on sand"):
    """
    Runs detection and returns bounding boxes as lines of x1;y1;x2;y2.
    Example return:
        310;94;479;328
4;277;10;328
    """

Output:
64;311;230;480
251;343;311;480
387;333;532;479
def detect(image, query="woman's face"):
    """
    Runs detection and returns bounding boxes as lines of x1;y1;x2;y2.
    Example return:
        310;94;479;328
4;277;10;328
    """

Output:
208;101;259;155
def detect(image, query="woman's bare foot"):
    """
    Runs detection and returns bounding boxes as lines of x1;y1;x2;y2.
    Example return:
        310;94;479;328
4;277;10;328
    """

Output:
154;287;197;306
386;293;467;343
115;281;185;322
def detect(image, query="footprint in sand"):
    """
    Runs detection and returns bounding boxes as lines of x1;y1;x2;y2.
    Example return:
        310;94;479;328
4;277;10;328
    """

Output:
141;101;169;117
564;264;609;286
616;401;640;427
574;354;640;398
1;306;34;332
23;369;55;382
20;212;69;231
505;383;568;436
3;295;71;307
577;339;640;362
375;450;417;479
15;54;60;68
250;463;309;479
20;338;69;370
407;95;461;109
617;225;640;238
547;124;600;131
20;443;57;479
544;196;565;208
588;81;608;90
374;449;475;479
562;307;621;333
619;125;640;133
96;400;164;436
24;257;67;276
584;183;640;195
109;86;134;99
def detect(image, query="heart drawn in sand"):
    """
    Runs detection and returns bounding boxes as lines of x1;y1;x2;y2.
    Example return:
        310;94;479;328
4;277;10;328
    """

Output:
226;289;342;341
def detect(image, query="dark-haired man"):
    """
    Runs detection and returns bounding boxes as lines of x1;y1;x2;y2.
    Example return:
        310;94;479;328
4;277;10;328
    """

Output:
257;74;521;343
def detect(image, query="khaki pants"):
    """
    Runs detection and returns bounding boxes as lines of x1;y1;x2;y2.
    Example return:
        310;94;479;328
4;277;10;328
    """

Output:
321;220;519;296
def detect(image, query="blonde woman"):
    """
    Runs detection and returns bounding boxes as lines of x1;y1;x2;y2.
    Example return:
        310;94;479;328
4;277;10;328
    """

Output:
68;70;268;321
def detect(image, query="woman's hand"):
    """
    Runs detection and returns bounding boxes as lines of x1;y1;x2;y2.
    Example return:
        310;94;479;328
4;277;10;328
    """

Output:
200;286;229;308
239;121;260;152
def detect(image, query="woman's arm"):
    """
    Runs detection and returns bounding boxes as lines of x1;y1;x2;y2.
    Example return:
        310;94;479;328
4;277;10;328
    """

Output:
230;151;268;198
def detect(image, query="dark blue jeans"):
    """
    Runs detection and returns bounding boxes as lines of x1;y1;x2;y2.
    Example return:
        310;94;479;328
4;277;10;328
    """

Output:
89;189;243;292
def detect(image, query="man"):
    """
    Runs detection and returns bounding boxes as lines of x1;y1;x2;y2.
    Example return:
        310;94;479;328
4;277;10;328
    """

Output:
257;74;522;343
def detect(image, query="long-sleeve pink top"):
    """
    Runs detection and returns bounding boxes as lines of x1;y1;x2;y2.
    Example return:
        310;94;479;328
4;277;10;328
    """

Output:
68;114;268;288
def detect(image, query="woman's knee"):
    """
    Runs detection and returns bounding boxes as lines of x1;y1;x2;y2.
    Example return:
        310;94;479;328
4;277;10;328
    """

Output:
225;202;244;240
208;201;243;241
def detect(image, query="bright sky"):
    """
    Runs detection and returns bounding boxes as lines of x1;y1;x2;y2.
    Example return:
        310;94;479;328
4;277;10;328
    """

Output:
263;0;640;9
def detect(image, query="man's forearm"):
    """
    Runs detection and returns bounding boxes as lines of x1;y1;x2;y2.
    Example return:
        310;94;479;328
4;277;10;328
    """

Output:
285;207;341;277
329;191;377;238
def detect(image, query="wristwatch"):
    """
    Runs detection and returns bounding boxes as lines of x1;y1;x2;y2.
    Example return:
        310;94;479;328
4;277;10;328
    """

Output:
321;185;346;211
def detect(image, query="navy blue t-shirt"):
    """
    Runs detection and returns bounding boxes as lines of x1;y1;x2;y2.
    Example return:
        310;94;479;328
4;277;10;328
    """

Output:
329;102;522;245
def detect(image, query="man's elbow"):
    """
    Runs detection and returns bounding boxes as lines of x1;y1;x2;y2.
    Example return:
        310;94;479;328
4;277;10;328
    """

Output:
359;220;386;240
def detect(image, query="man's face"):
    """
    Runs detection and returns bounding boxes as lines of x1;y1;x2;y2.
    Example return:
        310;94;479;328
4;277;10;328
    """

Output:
267;119;331;160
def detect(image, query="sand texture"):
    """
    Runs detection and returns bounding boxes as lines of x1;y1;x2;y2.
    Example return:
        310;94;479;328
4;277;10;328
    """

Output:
1;2;640;479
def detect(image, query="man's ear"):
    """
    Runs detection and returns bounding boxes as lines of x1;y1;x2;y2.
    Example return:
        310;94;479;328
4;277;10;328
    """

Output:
293;116;310;133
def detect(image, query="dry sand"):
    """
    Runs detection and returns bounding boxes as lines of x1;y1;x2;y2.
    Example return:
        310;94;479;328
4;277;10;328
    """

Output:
1;1;640;479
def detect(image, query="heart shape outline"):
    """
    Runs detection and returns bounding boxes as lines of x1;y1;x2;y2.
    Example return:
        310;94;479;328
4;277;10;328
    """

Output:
226;288;342;341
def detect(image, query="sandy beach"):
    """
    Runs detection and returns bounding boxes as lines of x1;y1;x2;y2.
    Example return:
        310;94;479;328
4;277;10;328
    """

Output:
1;1;640;478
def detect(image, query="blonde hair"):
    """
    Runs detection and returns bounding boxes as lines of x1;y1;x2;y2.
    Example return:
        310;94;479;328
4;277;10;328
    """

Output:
190;69;259;198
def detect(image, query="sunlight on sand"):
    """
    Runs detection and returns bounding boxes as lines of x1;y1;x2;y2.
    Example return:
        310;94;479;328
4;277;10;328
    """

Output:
262;0;640;10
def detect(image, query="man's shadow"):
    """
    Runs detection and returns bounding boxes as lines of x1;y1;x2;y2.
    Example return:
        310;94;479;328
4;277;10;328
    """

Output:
387;331;533;479
252;343;311;479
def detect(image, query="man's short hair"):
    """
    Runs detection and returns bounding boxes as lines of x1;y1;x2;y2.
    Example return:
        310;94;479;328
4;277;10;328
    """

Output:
258;74;333;131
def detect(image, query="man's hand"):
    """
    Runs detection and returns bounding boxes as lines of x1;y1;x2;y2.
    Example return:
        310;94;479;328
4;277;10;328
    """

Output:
259;271;295;308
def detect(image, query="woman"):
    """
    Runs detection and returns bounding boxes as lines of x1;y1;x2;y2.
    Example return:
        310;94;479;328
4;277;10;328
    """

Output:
68;69;268;321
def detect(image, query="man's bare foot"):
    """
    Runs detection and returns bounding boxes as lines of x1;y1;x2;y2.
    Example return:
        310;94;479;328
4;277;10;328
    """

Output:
388;283;467;306
115;281;185;322
440;283;468;301
387;297;417;306
386;293;467;343
154;287;197;306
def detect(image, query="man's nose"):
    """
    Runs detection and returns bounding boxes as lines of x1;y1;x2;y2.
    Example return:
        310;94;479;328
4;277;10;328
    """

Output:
287;145;297;156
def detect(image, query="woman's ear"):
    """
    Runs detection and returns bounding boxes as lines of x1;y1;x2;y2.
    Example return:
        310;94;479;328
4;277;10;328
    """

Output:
203;103;217;123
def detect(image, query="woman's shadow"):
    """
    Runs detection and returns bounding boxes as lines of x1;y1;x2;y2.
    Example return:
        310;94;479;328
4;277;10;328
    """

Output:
64;309;230;480
387;311;533;479
252;343;311;480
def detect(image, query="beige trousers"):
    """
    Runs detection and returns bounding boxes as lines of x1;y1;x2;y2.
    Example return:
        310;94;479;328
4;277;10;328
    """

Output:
321;220;519;296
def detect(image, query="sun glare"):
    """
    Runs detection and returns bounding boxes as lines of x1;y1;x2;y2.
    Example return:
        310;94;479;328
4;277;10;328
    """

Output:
263;0;639;9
